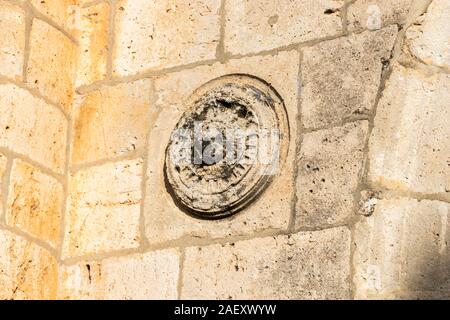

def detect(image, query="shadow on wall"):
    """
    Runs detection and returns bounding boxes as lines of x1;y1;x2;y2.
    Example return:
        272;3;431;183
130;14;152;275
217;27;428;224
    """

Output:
402;246;450;300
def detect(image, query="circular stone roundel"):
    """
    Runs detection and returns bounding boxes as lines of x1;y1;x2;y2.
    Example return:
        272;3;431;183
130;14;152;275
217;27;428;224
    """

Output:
165;74;289;219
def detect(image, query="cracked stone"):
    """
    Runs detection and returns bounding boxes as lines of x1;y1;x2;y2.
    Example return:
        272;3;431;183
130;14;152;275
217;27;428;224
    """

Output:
405;0;450;70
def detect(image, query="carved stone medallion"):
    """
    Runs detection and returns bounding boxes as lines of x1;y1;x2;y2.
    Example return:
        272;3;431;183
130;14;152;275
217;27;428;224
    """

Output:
165;75;289;219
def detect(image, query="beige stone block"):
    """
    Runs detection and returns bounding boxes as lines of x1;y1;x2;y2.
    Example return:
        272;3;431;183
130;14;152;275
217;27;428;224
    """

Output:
354;198;450;299
72;79;151;165
0;1;25;80
27;19;77;114
0;230;58;299
58;248;180;299
62;159;143;258
0;84;68;174
0;154;6;215
405;0;450;70
76;2;110;87
30;0;78;35
181;227;351;299
347;0;412;31
296;121;369;229
5;159;63;248
144;51;299;245
113;0;220;76
369;64;450;194
301;26;397;129
224;0;344;55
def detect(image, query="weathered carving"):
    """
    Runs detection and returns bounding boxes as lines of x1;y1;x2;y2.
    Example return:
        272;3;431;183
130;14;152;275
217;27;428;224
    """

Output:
165;75;289;219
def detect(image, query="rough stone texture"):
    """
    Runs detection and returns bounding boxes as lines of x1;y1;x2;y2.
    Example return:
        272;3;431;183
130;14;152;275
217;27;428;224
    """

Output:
145;51;299;245
0;1;25;80
0;154;6;215
27;19;77;114
405;0;450;70
296;121;369;229
62;159;143;258
0;84;67;174
301;26;397;129
5;160;63;248
354;198;450;299
0;0;447;301
76;2;110;87
182;227;351;299
369;64;450;194
72;80;151;165
224;0;344;55
347;0;412;31
58;249;180;299
30;0;78;35
0;230;58;300
113;0;220;76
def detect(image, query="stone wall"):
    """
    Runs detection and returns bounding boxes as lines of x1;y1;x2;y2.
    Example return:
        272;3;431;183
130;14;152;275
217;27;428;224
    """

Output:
0;0;448;300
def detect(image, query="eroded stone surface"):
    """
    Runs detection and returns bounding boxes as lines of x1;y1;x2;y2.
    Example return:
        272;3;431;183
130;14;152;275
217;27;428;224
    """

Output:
76;2;110;87
0;230;58;300
0;1;25;80
165;75;289;219
113;0;220;76
301;26;397;129
181;227;351;299
58;249;180;299
405;0;450;70
62;159;143;258
369;64;450;194
72;80;151;165
6;160;63;248
224;0;344;55
354;198;450;299
347;0;412;31
296;121;369;228
27;19;77;114
145;51;299;245
0;84;68;174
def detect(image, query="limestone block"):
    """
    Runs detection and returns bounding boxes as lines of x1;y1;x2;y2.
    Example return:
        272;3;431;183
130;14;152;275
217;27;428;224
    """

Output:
113;0;220;76
58;249;180;300
0;154;6;215
0;84;68;174
406;0;450;70
144;51;299;245
0;230;58;300
181;227;351;299
224;0;344;55
301;26;397;129
369;64;450;194
72;79;152;165
347;0;412;31
0;1;25;80
296;121;369;229
62;159;143;258
5;159;63;248
27;19;77;114
30;0;78;35
354;198;450;299
76;2;110;87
